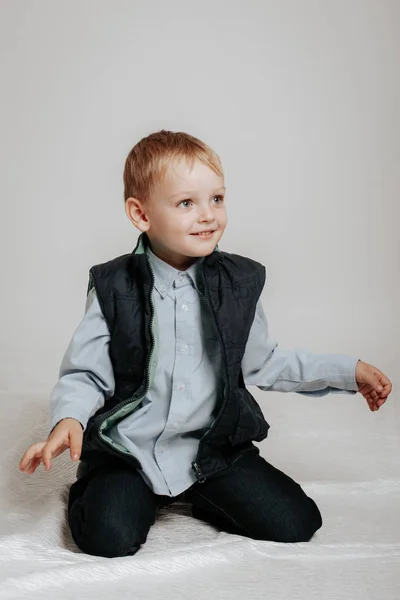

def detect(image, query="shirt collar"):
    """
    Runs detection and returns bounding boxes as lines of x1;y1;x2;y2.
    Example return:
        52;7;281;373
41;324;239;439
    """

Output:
146;245;204;298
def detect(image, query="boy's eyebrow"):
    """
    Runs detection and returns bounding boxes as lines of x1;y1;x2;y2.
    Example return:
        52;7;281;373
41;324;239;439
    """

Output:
169;186;226;199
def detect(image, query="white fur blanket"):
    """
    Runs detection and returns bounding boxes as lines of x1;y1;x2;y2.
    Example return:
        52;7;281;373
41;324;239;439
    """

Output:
1;392;399;599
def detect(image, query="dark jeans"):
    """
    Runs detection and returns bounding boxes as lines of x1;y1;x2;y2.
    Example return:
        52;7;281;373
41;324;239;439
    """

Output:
68;447;322;558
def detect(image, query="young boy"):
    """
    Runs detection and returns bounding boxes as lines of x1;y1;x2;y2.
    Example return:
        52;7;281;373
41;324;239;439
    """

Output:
19;130;392;558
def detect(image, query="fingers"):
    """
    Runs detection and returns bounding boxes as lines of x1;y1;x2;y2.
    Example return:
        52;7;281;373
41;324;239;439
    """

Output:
19;420;85;475
364;368;392;412
69;426;83;462
19;443;46;472
368;388;387;411
375;380;391;409
41;438;62;471
362;389;379;412
26;456;42;475
376;372;392;397
380;381;392;398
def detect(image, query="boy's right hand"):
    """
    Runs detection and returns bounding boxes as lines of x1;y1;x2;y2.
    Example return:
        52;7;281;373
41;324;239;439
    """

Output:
19;418;83;474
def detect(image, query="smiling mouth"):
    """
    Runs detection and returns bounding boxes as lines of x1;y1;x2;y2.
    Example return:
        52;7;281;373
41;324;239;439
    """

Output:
191;230;216;236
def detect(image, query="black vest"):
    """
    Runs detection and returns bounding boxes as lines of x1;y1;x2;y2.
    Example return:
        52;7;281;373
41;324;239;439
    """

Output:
81;234;270;483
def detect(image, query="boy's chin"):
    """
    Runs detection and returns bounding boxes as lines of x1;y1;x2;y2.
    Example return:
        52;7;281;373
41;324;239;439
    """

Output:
187;239;218;253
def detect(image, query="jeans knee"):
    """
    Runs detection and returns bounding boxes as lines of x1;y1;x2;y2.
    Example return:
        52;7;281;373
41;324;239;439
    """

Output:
279;498;323;543
72;528;141;558
69;515;141;558
254;497;323;543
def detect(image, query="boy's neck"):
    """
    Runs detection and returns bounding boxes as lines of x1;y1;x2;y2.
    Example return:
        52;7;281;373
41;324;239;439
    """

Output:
147;242;200;271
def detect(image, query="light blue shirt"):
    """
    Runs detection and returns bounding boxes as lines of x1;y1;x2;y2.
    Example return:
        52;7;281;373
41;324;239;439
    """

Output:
50;246;359;496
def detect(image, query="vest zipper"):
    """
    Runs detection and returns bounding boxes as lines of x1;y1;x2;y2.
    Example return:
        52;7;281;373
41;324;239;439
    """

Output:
191;462;206;483
191;263;229;483
96;256;157;470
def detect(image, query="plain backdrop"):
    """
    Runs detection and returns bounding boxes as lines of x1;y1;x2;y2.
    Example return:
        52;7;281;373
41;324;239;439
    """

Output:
0;0;399;441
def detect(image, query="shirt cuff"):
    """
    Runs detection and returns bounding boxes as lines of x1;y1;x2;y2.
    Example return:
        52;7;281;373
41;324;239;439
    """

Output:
49;413;87;437
326;355;360;391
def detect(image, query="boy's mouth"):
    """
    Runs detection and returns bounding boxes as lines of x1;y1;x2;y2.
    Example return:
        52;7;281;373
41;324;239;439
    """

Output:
190;230;216;237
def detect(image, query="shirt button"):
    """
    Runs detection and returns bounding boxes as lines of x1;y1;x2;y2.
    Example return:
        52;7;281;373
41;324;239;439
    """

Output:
181;304;188;311
178;383;185;391
159;444;167;453
172;421;181;429
180;344;188;353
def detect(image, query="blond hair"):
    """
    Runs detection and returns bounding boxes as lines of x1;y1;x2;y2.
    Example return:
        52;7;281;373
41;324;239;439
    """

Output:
123;130;223;202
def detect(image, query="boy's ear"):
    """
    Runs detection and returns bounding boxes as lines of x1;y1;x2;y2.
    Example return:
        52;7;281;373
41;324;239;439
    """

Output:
125;197;150;232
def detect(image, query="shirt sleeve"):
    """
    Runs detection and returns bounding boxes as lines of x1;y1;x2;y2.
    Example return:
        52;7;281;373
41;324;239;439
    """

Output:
49;287;115;434
241;299;360;397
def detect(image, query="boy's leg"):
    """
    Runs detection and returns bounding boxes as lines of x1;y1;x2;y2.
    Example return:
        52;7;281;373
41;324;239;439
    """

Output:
68;455;162;558
186;448;323;543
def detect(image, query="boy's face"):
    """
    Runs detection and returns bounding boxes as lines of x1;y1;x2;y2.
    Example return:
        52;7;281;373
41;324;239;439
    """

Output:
126;158;227;270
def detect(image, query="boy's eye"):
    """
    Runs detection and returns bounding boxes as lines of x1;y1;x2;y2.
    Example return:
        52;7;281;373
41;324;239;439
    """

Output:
178;200;192;208
177;195;224;208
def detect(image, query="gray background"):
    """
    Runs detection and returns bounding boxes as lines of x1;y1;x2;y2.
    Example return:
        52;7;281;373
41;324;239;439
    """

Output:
0;0;398;440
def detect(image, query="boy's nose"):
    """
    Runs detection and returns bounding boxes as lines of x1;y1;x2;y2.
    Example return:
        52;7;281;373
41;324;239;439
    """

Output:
198;207;215;221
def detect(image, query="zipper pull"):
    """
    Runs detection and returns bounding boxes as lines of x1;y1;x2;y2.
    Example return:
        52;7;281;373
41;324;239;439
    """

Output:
191;462;206;483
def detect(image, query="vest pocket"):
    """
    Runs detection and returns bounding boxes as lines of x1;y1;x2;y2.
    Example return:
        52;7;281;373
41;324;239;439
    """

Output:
228;387;270;446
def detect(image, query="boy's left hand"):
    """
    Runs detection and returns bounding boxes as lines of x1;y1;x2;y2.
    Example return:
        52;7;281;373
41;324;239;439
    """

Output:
355;360;392;411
